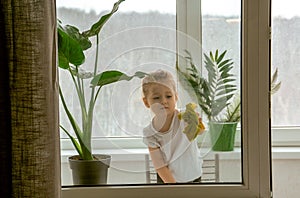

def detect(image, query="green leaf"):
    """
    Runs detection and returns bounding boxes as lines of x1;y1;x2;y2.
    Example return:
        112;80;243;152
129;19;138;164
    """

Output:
58;51;70;69
82;0;125;37
209;51;215;62
204;54;214;68
225;94;241;122
57;23;86;68
216;50;227;64
216;84;237;92
134;71;149;79
220;73;234;79
217;78;236;86
214;50;219;62
215;94;234;105
64;25;92;50
90;70;148;87
60;125;83;157
218;60;233;70
216;88;237;97
271;68;281;95
271;82;281;94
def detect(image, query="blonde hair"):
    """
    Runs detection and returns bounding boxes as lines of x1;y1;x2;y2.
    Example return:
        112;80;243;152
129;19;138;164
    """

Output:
142;69;177;96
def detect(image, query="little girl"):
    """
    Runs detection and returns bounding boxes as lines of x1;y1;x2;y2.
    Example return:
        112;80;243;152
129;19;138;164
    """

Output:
142;69;204;183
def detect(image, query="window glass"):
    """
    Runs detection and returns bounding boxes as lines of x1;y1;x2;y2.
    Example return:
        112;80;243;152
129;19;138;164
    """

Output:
57;0;176;138
271;1;300;197
58;0;177;186
57;1;274;197
198;0;242;183
271;0;300;127
58;0;242;186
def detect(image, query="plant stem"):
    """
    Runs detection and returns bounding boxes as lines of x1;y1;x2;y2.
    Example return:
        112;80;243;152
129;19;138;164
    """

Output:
84;34;101;151
94;86;102;104
59;87;93;160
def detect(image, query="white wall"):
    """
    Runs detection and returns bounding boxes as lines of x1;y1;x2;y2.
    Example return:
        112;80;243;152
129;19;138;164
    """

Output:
272;159;300;198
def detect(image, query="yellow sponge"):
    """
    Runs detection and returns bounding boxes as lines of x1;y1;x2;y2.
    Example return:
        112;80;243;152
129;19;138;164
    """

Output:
178;103;205;141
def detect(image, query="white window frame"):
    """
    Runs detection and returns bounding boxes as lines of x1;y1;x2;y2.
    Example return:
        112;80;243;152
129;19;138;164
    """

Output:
61;0;272;197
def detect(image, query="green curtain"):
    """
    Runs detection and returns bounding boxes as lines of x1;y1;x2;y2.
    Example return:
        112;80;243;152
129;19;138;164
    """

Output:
0;0;60;197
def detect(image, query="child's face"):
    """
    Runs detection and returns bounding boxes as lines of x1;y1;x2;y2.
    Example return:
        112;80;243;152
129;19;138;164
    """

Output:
143;83;178;117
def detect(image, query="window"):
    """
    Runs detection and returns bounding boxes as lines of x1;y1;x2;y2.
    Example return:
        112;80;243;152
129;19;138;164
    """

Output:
58;0;179;186
58;0;177;139
60;0;272;197
271;0;300;146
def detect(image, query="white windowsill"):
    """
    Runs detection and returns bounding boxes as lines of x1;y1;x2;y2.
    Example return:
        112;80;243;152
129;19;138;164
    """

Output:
271;147;300;159
61;146;300;163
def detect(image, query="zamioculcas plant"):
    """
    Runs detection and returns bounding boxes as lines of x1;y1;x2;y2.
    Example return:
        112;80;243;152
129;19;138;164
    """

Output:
58;0;147;160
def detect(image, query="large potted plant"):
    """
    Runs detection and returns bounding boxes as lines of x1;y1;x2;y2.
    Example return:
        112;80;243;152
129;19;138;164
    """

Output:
177;49;239;151
57;0;147;185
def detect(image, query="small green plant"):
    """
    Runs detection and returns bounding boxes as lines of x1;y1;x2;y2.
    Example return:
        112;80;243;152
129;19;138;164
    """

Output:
177;49;237;122
58;0;147;160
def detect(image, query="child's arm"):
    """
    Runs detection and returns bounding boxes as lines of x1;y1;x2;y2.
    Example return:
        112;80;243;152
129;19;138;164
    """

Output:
156;166;176;183
148;147;176;183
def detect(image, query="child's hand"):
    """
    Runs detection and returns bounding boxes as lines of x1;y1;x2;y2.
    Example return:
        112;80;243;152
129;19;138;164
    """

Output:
197;117;205;135
178;103;205;141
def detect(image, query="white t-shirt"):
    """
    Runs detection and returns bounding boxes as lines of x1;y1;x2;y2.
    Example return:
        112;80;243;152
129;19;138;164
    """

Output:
143;111;203;182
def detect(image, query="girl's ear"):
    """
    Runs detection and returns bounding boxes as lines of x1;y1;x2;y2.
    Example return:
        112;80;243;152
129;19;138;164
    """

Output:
175;92;178;101
143;97;150;108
